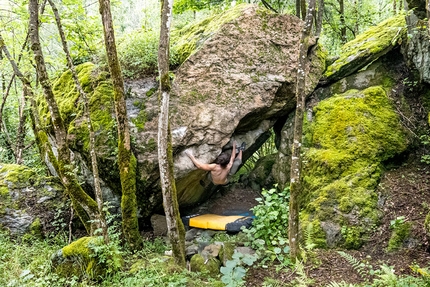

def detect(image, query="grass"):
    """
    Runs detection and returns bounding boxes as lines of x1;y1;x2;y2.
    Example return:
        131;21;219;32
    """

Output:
0;231;223;287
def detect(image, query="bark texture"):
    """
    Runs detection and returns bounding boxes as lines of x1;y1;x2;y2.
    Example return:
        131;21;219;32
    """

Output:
28;0;99;233
98;0;142;249
289;0;316;261
158;0;186;267
49;0;109;243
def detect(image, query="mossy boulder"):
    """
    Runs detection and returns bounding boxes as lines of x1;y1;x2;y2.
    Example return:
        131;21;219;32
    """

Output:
51;236;122;279
190;253;221;277
321;15;406;85
44;5;325;219
301;86;408;248
0;164;65;236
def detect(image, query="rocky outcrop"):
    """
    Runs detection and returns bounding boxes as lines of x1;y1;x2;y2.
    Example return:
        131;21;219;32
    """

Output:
404;0;430;84
320;15;406;85
0;164;66;236
51;236;122;279
274;17;418;248
49;4;325;218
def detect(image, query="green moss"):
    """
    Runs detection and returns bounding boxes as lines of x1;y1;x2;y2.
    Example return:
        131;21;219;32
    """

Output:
301;86;408;248
341;226;364;249
57;236;122;279
190;254;221;277
323;15;406;82
131;110;147;132
39;63;117;156
387;221;412;251
171;4;257;64
0;164;36;186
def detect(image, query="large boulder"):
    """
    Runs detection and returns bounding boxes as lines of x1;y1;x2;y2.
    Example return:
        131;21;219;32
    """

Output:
0;164;66;237
273;16;417;248
45;4;325;218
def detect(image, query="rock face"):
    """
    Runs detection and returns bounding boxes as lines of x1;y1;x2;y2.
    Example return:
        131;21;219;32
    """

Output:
274;15;422;248
404;0;430;84
0;164;65;236
50;4;325;218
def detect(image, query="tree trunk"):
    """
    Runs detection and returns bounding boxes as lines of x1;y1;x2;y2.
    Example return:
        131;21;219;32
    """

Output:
98;0;142;249
315;0;324;38
289;0;317;262
296;0;301;18
28;0;99;233
158;0;186;267
49;0;109;243
339;0;347;44
301;0;307;20
15;88;27;164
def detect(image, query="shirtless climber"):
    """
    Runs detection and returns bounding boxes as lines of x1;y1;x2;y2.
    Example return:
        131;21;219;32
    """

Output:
185;141;246;186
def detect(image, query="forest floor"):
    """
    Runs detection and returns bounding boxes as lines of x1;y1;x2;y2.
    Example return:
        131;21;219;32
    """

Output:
204;160;430;286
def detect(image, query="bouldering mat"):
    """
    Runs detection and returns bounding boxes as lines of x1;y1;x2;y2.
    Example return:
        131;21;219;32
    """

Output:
182;214;254;232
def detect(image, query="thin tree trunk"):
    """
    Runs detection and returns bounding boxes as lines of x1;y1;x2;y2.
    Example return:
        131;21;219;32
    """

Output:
339;0;347;44
289;0;316;262
15;88;27;164
98;0;142;249
315;0;324;38
393;0;396;15
296;0;301;18
29;0;99;233
158;0;186;268
48;0;109;244
301;0;307;20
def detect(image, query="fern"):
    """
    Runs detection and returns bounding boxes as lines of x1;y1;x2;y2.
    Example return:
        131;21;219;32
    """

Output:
326;281;357;287
337;251;374;281
292;261;315;287
304;223;317;251
372;265;399;287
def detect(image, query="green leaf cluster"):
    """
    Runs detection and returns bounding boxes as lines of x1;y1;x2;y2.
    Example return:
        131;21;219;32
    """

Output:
220;251;258;287
243;185;290;262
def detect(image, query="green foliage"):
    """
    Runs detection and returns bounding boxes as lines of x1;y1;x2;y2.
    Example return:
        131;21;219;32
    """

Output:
243;185;290;264
241;129;277;173
220;251;258;287
387;216;411;251
337;251;377;282
420;134;430;164
320;0;401;55
291;261;315;287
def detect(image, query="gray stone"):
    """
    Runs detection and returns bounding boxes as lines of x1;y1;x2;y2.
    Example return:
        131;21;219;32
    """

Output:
150;214;168;236
321;221;342;248
0;208;33;235
185;228;199;241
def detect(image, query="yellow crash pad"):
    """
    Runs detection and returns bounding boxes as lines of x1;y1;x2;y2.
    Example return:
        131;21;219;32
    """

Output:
189;214;245;230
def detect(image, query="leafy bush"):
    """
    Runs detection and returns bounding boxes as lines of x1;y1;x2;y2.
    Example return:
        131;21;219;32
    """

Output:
243;185;290;263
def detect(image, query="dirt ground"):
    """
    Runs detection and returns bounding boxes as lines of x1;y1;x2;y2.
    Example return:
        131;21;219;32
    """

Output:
202;160;430;286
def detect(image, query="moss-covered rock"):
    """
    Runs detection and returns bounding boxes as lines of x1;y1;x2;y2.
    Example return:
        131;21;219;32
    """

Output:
171;4;250;64
387;220;412;251
0;164;64;236
301;86;408;248
322;15;406;85
51;236;122;279
190;253;221;277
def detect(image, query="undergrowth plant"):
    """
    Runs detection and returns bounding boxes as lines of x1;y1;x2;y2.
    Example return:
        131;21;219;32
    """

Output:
336;251;430;287
220;251;258;287
243;185;290;265
387;216;411;251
